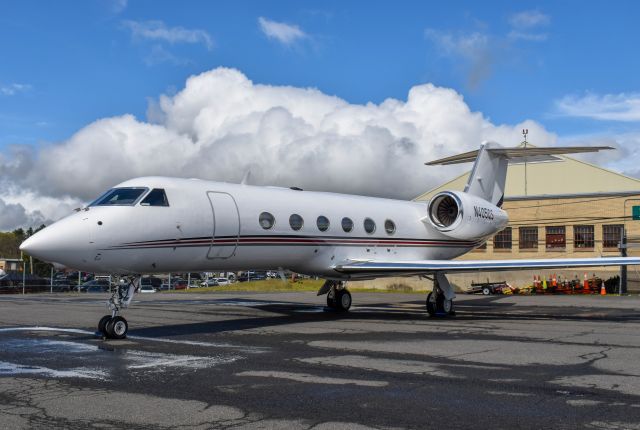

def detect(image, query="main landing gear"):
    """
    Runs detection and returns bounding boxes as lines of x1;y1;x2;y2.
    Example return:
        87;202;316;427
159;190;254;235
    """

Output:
98;277;138;339
426;272;456;317
318;280;352;311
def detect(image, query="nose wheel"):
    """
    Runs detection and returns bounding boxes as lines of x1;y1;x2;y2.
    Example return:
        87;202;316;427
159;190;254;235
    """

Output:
98;315;129;339
98;276;137;340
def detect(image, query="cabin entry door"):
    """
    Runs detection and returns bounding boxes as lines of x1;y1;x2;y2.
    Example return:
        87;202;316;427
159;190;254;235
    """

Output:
206;192;240;259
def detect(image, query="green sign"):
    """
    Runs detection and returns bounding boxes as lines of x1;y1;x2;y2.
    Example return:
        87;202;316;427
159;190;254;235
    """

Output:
633;206;640;221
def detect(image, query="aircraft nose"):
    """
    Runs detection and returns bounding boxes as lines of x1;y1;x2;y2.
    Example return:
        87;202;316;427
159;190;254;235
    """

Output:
19;235;37;254
19;226;62;261
19;215;91;264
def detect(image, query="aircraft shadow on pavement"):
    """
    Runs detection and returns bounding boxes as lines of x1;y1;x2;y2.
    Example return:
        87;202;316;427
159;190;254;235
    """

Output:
129;295;639;339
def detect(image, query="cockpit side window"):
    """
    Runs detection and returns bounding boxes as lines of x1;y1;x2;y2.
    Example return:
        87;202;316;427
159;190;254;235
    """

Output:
89;188;147;206
140;188;170;207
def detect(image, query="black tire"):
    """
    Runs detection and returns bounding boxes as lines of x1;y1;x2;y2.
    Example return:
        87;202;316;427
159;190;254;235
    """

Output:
98;315;112;336
327;289;337;308
106;316;128;340
436;294;455;315
482;287;491;295
335;289;352;311
426;292;437;316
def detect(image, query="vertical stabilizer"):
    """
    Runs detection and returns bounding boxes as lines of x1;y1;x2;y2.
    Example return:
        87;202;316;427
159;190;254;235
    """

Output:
463;141;507;207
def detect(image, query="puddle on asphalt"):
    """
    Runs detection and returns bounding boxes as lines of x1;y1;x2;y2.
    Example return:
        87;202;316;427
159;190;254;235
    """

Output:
0;334;244;382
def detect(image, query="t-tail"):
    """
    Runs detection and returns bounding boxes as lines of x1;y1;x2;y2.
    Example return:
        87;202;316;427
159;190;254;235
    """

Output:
422;141;613;241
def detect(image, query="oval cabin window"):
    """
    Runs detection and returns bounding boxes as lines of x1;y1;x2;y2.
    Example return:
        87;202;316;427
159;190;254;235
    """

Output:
317;216;330;232
289;214;304;231
341;217;354;233
384;219;396;235
259;212;275;230
364;218;376;234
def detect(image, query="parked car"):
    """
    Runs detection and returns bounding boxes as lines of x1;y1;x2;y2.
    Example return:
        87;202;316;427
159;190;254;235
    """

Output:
172;280;188;290
139;285;157;293
140;276;162;290
51;280;72;292
201;278;219;287
85;285;109;293
215;278;231;286
237;271;268;282
78;279;111;293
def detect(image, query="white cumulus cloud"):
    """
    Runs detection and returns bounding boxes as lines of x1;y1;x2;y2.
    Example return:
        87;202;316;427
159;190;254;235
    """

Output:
508;10;550;28
555;92;640;122
507;10;549;42
1;83;32;96
123;20;213;51
258;17;307;45
0;67;557;231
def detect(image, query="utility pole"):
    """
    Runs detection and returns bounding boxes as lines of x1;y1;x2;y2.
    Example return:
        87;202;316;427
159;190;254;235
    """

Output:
620;227;627;295
522;128;529;197
22;260;26;295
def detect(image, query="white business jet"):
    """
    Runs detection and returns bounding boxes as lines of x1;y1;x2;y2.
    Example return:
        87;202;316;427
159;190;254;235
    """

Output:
20;142;640;339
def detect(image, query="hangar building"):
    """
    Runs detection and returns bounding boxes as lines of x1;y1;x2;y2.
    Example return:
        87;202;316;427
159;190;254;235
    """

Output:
414;144;640;292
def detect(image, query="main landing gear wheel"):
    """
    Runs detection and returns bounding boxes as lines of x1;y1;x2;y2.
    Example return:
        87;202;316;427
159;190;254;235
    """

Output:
327;289;337;308
426;291;455;317
426;292;437;316
105;316;128;339
335;289;352;311
326;287;351;311
98;315;112;335
437;295;454;315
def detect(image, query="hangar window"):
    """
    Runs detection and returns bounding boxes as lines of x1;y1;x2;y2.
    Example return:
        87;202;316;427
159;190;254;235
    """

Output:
140;189;169;206
364;218;376;234
546;226;566;250
289;214;304;231
341;217;354;233
603;225;624;249
384;219;396;235
519;226;538;250
90;187;147;206
317;216;330;232
574;225;595;249
494;227;512;250
259;212;275;230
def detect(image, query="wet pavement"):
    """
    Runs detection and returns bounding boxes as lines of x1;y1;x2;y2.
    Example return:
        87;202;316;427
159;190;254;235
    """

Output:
1;291;640;429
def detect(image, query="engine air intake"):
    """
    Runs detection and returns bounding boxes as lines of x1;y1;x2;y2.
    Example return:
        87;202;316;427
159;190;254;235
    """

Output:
429;193;461;229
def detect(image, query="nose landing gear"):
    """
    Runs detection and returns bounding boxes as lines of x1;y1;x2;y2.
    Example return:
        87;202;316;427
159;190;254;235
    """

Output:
98;277;137;339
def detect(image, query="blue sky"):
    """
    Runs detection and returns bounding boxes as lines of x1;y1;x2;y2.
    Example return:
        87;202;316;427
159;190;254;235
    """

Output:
1;0;639;147
1;0;640;230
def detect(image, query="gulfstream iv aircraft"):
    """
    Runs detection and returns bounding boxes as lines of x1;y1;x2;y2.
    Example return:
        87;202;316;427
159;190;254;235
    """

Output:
20;142;640;339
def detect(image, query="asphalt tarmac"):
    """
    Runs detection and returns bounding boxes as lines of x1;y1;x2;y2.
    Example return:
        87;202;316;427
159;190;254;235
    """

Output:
1;291;640;429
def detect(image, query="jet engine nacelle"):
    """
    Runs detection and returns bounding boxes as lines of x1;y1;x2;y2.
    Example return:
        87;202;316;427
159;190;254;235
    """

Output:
426;191;508;240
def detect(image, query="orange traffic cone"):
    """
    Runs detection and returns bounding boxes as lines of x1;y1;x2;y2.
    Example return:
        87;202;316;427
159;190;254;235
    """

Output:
600;282;606;296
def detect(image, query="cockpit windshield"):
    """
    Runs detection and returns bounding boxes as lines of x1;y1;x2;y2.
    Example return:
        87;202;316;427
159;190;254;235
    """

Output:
140;188;170;206
89;187;148;206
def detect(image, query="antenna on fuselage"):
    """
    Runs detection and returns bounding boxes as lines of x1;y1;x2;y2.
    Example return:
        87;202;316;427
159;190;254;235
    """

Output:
240;169;252;185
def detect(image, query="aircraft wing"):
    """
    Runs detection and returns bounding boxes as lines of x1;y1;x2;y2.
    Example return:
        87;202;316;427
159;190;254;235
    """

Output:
334;257;640;276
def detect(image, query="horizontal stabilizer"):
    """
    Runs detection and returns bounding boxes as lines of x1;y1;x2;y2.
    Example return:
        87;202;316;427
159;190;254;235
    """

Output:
426;145;614;166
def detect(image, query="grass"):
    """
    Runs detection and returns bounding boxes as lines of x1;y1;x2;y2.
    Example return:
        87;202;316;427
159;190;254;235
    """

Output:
175;278;323;293
171;279;428;294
